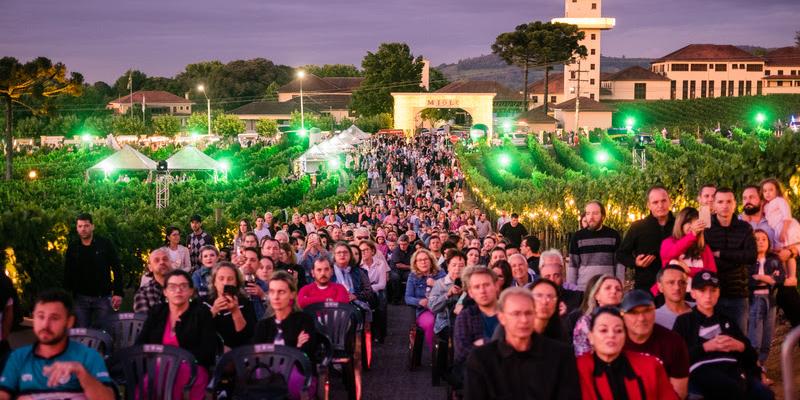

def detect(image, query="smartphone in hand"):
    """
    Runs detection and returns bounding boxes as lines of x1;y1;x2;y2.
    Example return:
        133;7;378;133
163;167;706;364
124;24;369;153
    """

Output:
699;205;711;228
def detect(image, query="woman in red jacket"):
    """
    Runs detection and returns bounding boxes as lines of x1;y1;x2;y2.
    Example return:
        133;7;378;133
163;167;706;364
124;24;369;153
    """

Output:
654;207;717;295
577;306;678;400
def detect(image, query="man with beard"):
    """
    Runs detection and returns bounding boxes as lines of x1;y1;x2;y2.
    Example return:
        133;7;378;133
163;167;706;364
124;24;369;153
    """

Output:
63;213;123;328
568;201;623;290
741;185;800;327
133;249;172;313
297;258;350;308
0;289;114;399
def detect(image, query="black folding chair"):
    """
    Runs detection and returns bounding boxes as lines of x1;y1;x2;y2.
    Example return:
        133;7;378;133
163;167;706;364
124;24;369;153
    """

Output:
210;343;313;399
68;328;114;358
108;344;197;400
407;306;424;371
102;312;148;352
431;329;454;386
303;301;362;400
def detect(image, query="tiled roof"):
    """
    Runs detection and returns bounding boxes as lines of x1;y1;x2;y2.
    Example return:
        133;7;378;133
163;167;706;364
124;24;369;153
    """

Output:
435;80;523;101
229;94;352;116
552;97;616;112
764;46;800;67
518;107;558;123
322;77;364;91
652;44;762;63
109;91;192;105
527;73;564;94
604;66;670;81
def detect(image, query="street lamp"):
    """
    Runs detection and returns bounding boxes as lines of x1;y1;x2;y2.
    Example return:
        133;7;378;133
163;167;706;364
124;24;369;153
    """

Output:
197;84;212;136
297;70;306;136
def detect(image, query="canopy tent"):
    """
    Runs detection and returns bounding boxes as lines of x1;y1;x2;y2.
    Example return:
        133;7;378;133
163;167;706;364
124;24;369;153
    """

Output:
165;146;222;171
341;125;370;139
88;145;157;172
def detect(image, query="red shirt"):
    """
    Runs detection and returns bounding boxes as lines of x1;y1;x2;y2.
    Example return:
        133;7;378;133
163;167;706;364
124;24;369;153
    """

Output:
577;351;678;400
297;282;350;308
623;324;690;379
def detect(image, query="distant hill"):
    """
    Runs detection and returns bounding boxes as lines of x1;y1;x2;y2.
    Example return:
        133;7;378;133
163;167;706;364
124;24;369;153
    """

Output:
436;45;779;90
435;54;652;90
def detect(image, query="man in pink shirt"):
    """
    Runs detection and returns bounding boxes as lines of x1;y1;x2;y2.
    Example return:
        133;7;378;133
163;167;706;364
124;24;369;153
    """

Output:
297;257;350;308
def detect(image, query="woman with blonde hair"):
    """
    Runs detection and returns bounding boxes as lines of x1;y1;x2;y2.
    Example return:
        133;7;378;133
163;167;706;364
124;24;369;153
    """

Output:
404;248;446;351
571;274;623;356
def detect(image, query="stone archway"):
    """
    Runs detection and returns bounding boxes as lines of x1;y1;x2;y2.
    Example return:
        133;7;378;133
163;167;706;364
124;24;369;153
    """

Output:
391;92;496;140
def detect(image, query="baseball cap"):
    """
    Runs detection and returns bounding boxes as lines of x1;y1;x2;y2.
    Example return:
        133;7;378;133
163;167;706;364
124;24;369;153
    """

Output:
620;290;655;313
692;270;720;290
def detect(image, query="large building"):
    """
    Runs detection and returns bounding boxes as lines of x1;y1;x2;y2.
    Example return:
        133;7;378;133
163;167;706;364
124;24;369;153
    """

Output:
107;90;193;116
552;0;615;102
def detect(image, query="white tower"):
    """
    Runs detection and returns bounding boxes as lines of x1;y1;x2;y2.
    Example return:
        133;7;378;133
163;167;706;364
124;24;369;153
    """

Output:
552;0;615;101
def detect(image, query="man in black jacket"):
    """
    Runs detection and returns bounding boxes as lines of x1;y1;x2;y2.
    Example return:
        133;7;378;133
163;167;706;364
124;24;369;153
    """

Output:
464;287;579;400
703;188;756;333
63;213;123;328
618;186;675;290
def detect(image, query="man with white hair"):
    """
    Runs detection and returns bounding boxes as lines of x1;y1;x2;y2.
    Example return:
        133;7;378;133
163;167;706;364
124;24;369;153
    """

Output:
538;249;583;314
509;253;535;288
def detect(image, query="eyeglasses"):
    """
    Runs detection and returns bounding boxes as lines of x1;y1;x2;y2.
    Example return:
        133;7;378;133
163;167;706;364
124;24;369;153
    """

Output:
166;283;190;292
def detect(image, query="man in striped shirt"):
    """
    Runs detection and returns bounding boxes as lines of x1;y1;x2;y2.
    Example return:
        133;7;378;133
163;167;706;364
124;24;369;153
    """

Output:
568;201;623;291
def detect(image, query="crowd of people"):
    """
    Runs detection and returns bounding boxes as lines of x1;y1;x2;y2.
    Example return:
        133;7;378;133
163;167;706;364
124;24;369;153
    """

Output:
0;130;797;400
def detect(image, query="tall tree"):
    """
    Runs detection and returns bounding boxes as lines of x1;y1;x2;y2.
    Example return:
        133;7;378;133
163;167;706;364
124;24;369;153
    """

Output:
796;30;800;47
0;57;83;180
492;21;586;112
351;43;424;116
302;64;362;77
111;69;147;98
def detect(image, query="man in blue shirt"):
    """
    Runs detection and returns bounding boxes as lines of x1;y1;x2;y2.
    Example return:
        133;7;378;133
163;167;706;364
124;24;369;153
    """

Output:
0;289;113;400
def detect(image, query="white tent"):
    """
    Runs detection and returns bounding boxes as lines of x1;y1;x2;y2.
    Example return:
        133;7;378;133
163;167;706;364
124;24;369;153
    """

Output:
87;145;157;173
165;146;222;171
343;125;370;139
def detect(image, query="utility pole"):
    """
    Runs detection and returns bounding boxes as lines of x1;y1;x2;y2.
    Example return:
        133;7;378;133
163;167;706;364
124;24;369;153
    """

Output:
568;60;590;136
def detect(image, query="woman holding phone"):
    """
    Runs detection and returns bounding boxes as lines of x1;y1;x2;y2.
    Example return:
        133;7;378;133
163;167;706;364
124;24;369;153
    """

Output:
202;262;257;349
657;207;717;295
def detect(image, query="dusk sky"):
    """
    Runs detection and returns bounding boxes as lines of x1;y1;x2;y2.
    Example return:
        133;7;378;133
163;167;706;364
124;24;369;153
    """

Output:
2;0;796;84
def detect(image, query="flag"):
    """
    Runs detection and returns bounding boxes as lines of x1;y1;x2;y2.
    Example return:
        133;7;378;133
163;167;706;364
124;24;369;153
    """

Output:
126;70;132;90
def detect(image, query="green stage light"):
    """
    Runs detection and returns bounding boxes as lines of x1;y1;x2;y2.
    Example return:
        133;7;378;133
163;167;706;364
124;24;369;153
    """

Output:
502;120;513;133
81;133;93;143
328;157;340;170
219;160;230;172
498;153;511;168
298;128;307;137
755;113;766;124
595;150;610;164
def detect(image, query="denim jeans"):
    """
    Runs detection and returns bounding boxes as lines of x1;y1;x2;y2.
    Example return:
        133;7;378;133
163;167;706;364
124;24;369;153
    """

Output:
74;295;114;329
747;295;776;364
716;296;749;334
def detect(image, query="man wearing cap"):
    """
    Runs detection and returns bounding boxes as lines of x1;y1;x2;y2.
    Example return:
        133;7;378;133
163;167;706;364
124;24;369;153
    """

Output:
622;289;690;399
673;271;773;400
186;214;214;270
655;265;693;329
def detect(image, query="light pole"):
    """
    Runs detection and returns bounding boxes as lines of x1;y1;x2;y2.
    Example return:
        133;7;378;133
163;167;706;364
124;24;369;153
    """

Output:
297;70;306;135
197;84;211;136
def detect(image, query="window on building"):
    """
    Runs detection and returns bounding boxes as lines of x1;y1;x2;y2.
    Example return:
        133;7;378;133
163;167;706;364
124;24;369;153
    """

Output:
746;81;752;95
732;64;738;70
721;81;727;97
691;64;707;72
591;49;596;55
777;81;783;87
715;64;727;71
634;83;646;100
591;3;597;9
532;95;539;103
690;80;696;99
591;33;596;40
590;93;595;100
738;80;744;96
765;70;771;76
590;64;596;70
709;80;715;97
672;64;689;72
682;80;689;99
739;64;745;69
746;64;763;72
778;70;784;75
590;78;595;85
757;80;762;95
701;80;707;98
551;96;556;103
670;80;676;100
